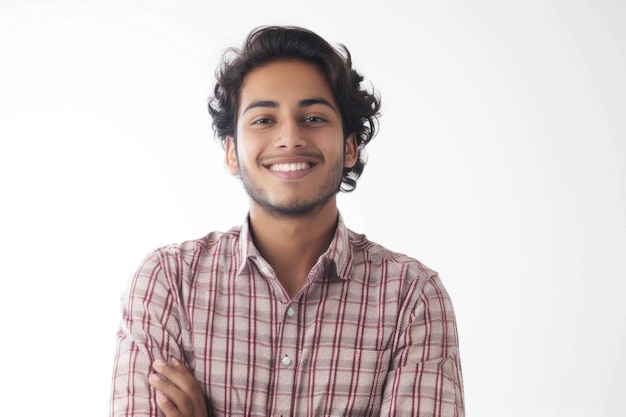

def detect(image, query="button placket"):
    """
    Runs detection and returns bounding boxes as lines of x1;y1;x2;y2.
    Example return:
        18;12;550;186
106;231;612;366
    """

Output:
281;304;297;368
274;301;299;416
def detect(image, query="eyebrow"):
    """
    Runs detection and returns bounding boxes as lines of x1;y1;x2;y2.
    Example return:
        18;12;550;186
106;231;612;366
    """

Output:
242;97;337;115
298;98;337;112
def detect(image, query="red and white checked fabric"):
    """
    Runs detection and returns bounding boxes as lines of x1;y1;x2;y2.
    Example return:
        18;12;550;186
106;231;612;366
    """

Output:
110;215;464;416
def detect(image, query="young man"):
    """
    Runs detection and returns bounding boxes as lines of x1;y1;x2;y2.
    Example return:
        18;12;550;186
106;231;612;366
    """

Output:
110;26;465;417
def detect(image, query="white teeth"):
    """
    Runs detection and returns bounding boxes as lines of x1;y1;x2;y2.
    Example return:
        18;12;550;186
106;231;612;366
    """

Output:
270;162;311;172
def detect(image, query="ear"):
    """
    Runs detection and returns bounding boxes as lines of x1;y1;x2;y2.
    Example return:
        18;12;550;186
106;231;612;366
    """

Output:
344;133;358;168
225;137;240;174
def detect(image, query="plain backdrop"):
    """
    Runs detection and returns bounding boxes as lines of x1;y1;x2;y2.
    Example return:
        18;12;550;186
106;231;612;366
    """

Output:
0;1;624;416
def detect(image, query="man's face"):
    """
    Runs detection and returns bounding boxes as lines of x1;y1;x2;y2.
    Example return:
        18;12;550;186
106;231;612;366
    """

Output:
226;59;357;218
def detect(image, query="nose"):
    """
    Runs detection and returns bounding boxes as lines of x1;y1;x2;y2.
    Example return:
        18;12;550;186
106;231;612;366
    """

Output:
275;119;306;149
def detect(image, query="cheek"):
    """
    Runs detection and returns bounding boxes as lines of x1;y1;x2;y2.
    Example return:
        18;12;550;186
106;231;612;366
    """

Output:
316;135;345;156
235;138;264;166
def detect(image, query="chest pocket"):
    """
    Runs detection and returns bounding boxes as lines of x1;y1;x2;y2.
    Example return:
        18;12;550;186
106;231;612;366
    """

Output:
294;346;391;416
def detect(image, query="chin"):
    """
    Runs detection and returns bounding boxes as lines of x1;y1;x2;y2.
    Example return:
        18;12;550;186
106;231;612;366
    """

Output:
257;196;332;218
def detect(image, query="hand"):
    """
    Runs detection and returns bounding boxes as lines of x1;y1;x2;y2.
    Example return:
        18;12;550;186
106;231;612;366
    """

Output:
148;358;209;417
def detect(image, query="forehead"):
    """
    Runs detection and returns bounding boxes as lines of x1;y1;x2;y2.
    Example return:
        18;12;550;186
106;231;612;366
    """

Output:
238;60;337;111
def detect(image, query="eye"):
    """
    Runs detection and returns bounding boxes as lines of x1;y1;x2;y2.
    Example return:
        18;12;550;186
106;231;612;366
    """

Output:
252;118;273;125
303;116;326;123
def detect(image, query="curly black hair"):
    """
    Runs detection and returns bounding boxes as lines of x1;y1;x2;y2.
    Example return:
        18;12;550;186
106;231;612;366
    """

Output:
208;25;381;192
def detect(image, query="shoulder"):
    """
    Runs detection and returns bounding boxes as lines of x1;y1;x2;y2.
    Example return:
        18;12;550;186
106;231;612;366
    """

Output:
344;230;455;329
132;225;243;285
347;229;438;284
150;226;242;262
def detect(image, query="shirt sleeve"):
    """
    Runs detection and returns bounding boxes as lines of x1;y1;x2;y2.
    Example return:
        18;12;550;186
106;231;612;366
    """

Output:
110;249;187;417
380;274;465;417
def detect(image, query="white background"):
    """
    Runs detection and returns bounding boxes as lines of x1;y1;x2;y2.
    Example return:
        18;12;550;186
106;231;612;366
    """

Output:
1;1;624;416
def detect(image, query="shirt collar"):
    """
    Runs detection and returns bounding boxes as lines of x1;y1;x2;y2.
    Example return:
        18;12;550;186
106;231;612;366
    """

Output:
324;213;353;280
236;213;353;280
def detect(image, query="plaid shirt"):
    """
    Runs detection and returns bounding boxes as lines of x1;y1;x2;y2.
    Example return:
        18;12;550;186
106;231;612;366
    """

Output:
110;215;464;416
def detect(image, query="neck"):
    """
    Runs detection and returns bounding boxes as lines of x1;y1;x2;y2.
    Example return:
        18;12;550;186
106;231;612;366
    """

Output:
248;199;339;297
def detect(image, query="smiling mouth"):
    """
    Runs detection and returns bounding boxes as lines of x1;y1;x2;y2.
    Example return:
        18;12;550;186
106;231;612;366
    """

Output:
269;162;312;172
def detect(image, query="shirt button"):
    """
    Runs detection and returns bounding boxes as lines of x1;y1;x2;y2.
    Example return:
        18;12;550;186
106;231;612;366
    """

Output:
281;356;292;366
286;307;295;318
